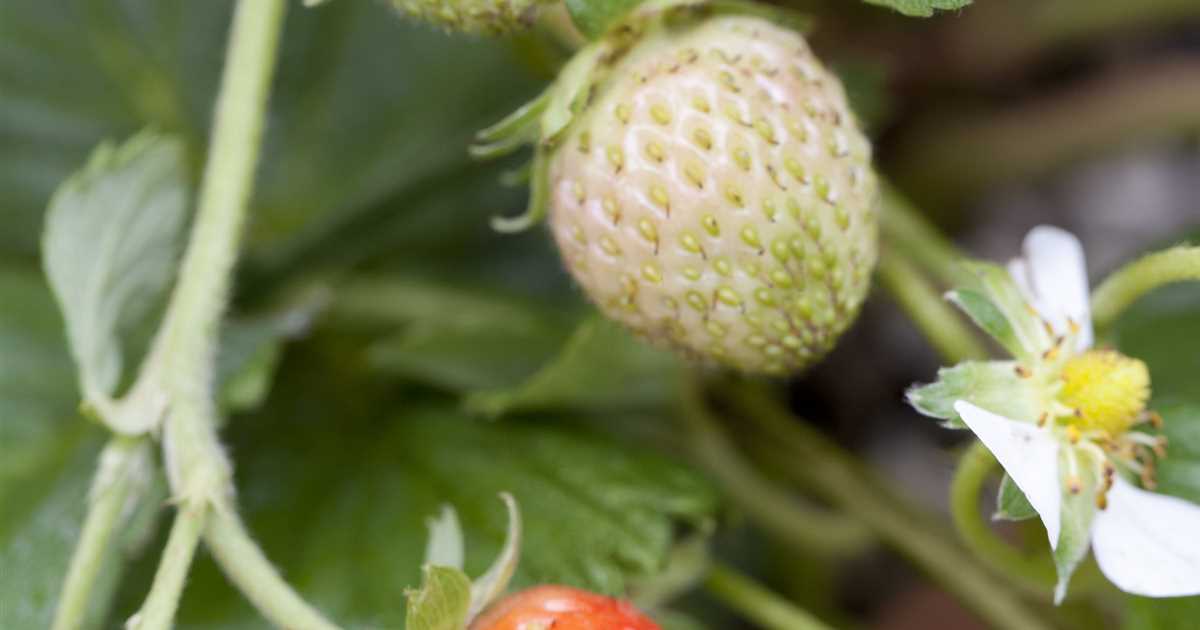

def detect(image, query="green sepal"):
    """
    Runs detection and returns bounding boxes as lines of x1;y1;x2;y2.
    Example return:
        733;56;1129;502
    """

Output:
469;88;552;160
1052;448;1101;604
960;262;1054;360
405;565;472;630
489;147;549;233
995;473;1037;521
947;288;1021;358
907;360;1043;429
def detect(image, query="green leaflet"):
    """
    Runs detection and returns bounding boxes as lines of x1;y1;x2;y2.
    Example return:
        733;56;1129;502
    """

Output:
41;132;188;411
405;566;472;630
995;473;1037;522
860;0;972;18
468;316;681;417
906;360;1041;429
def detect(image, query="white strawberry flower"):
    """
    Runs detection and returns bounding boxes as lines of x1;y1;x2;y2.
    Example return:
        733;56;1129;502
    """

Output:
909;226;1200;602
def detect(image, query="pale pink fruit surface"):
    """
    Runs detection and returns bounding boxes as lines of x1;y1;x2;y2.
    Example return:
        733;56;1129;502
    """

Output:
548;15;879;374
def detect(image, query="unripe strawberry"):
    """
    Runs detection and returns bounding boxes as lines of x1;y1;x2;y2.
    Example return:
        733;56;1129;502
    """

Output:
469;585;660;630
391;0;548;34
546;15;879;374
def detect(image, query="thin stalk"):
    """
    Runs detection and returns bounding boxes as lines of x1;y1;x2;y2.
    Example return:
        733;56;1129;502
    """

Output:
1090;246;1200;330
704;564;834;630
51;438;150;630
878;248;987;362
879;185;972;288
206;510;339;630
720;382;1053;630
951;441;1058;597
129;1;319;628
679;381;875;557
130;506;206;630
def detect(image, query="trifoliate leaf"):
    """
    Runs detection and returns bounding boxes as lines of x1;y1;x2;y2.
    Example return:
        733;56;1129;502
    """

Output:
467;316;681;417
995;473;1037;522
405;565;472;630
41;131;188;430
907;360;1041;429
860;0;971;18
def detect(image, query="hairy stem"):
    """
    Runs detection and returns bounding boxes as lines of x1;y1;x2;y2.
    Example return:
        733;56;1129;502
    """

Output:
878;249;987;362
130;1;314;628
721;382;1053;630
679;380;875;557
130;505;206;630
704;564;834;630
206;510;340;630
951;442;1058;596
1090;246;1200;330
51;438;150;630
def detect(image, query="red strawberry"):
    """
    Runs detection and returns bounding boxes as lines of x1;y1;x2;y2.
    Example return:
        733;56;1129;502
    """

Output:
469;585;661;630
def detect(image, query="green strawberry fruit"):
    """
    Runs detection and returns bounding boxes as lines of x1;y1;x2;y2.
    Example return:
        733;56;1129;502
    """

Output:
546;14;878;375
391;0;548;34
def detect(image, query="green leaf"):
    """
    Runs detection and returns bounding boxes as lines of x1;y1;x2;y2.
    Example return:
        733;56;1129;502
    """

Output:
995;473;1037;522
108;396;716;628
405;566;472;630
906;360;1041;429
1124;595;1200;630
42;131;188;403
467;316;681;417
0;269;154;630
564;0;644;38
336;277;577;393
860;0;972;18
1113;284;1200;504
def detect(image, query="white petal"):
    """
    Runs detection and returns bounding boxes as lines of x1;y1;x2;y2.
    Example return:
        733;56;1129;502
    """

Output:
1021;226;1093;351
1091;476;1200;597
954;401;1063;548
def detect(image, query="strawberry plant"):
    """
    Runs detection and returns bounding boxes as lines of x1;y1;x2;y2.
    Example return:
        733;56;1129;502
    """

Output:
3;1;1200;629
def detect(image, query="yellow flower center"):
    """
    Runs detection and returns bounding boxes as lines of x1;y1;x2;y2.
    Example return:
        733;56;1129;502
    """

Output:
1059;349;1150;434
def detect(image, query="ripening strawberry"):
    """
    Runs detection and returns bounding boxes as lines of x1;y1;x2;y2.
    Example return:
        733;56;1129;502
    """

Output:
391;0;548;34
469;585;661;630
545;15;878;375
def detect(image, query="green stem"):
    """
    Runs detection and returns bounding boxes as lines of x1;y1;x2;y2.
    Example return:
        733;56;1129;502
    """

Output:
678;380;875;557
131;1;318;629
704;564;834;630
951;442;1058;596
879;184;972;288
878;249;987;363
1090;246;1200;330
205;510;339;630
130;505;206;630
51;438;150;630
721;382;1052;630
